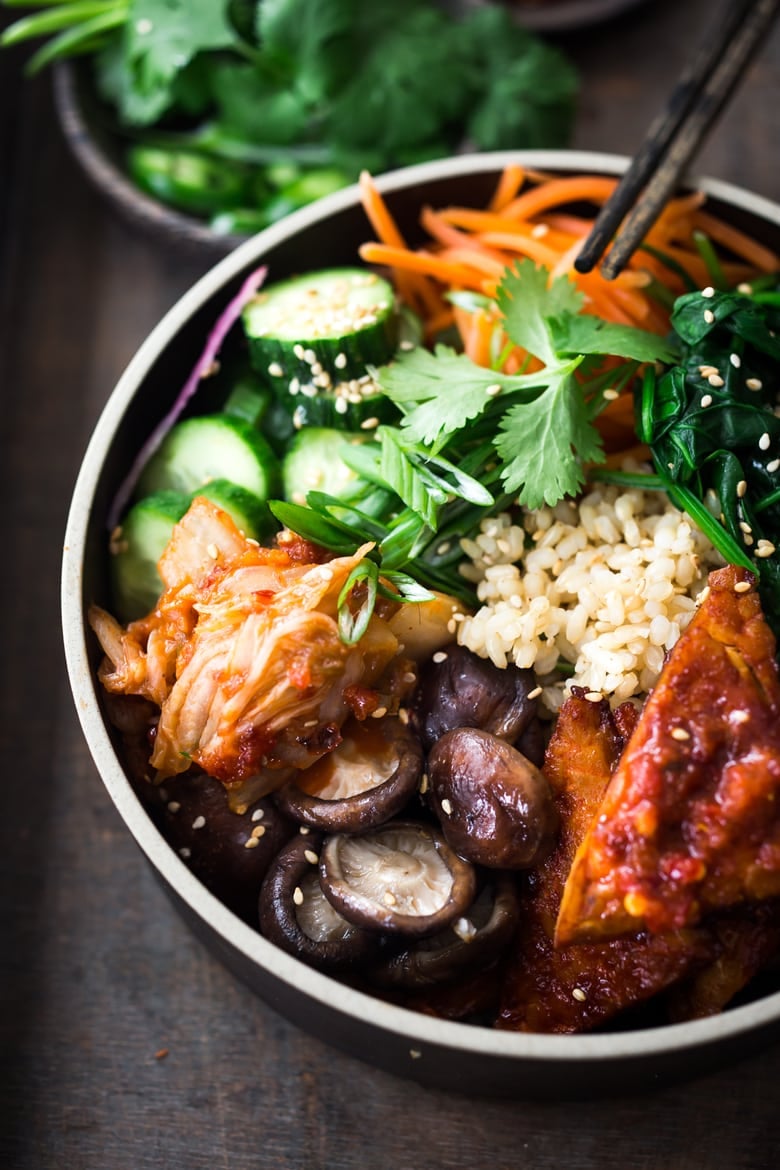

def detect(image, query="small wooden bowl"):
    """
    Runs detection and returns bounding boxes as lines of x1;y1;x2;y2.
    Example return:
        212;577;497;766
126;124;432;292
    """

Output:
52;62;238;256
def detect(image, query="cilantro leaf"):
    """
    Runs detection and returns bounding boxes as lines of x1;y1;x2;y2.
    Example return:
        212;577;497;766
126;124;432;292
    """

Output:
378;345;550;450
257;0;358;104
496;260;583;365
209;60;309;144
495;361;601;509
462;6;577;150
114;0;238;126
325;6;469;155
549;314;679;364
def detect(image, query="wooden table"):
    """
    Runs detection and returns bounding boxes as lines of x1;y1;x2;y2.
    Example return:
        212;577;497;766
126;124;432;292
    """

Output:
2;1;779;1166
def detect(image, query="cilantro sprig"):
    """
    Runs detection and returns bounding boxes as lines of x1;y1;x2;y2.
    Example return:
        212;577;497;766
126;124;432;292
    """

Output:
380;260;677;510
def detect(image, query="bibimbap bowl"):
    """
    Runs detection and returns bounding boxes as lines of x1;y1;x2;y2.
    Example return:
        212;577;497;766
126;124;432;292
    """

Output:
62;151;780;1098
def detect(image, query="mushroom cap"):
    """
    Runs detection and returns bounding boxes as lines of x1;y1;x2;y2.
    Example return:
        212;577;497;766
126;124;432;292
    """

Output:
427;727;559;869
259;833;381;970
274;716;423;832
369;873;521;988
319;820;477;936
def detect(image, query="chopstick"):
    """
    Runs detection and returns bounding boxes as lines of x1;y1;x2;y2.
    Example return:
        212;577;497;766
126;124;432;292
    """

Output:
574;0;780;280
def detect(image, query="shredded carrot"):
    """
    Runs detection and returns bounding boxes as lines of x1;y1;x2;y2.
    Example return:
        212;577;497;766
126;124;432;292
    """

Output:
356;163;776;462
500;175;619;221
489;164;526;212
692;210;780;272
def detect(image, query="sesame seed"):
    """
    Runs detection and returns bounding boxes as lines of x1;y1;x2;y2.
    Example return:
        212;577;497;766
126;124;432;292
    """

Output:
572;987;587;1002
759;432;771;451
447;619;456;634
299;826;310;835
703;309;715;324
334;397;349;415
436;540;451;555
206;543;219;560
737;282;753;295
409;1049;422;1060
432;651;448;664
179;847;191;859
268;362;284;378
739;521;753;534
730;353;741;368
334;352;348;369
746;377;763;391
167;801;181;813
734;580;752;593
244;837;260;850
440;798;453;816
293;887;304;906
419;774;429;794
756;540;776;558
400;339;415;351
737;480;748;498
732;710;750;724
398;708;409;725
360;416;380;429
671;728;690;741
192;815;206;830
371;706;388;719
700;394;713;408
304;849;319;865
383;890;397;906
527;686;543;700
603;388;620;401
293;344;305;359
707;374;724;388
584;691;603;702
251;824;266;839
701;286;715;298
531;223;549;238
485;383;502;397
292;405;306;429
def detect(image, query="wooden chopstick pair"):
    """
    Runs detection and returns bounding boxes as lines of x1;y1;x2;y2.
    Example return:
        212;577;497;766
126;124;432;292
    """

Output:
575;0;780;280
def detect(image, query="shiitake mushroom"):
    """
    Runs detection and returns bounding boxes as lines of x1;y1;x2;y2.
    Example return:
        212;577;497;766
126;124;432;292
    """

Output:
144;771;295;923
259;833;381;970
274;716;423;832
369;873;521;988
427;727;559;869
319;820;476;936
411;643;544;764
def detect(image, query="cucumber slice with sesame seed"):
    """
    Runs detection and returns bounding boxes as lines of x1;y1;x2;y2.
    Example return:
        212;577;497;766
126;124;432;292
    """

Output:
137;413;280;502
281;427;374;506
194;478;275;542
242;267;401;429
243;267;399;381
111;491;190;622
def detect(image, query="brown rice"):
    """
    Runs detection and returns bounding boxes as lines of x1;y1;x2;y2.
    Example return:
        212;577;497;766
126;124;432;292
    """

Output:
457;480;723;712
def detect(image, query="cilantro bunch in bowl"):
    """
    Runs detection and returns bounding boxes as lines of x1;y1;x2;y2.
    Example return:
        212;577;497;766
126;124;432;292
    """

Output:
2;0;578;238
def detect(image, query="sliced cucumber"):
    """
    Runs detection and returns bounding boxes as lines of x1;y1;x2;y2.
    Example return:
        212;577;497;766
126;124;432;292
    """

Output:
111;491;190;622
281;427;373;506
242;267;400;428
222;373;272;428
137;413;280;502
195;478;274;541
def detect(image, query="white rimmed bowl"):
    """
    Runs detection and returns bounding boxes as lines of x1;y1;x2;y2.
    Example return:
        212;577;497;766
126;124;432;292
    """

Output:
61;150;780;1099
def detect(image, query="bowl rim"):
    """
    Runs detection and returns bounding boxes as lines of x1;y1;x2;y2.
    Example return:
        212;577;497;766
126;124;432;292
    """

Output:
62;148;780;1067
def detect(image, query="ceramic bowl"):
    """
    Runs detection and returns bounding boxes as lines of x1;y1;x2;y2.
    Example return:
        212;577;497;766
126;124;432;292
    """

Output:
61;150;780;1099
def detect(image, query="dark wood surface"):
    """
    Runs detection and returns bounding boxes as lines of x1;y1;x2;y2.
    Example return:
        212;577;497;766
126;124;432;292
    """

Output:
2;1;780;1166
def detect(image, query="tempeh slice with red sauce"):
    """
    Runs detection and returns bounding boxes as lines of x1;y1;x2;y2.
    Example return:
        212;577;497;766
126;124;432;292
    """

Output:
497;690;713;1033
556;564;780;948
